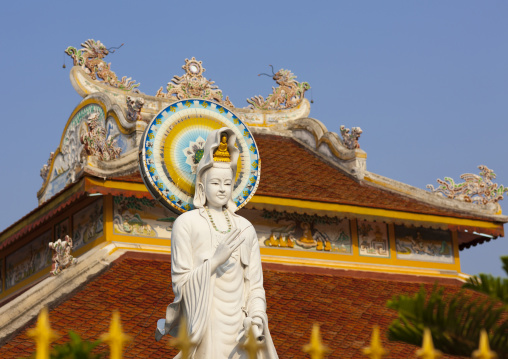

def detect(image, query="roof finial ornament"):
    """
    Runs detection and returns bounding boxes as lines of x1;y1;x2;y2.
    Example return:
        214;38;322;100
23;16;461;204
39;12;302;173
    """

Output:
340;125;363;150
155;57;234;108
247;66;310;110
427;165;508;205
64;39;140;92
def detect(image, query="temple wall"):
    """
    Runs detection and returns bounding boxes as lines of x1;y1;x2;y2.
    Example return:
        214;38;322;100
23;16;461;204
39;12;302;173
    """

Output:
0;194;464;304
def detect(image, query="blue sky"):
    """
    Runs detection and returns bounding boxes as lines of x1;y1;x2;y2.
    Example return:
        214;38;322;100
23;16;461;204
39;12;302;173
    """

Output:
0;1;506;276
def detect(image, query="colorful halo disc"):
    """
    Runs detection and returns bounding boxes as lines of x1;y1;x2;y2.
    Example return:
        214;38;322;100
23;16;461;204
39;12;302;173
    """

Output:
139;99;261;213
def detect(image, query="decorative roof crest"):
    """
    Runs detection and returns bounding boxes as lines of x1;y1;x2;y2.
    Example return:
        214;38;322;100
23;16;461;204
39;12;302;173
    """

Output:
340;125;363;149
155;57;234;108
247;66;310;110
65;39;140;92
427;165;508;205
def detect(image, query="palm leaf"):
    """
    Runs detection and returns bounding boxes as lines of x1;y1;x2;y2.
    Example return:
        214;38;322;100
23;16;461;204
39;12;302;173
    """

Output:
387;284;507;357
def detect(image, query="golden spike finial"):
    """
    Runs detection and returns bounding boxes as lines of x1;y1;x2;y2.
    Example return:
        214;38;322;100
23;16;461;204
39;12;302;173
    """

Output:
27;307;60;359
100;310;132;359
472;330;498;359
303;323;330;359
241;325;266;359
416;328;442;359
169;317;196;359
362;326;388;359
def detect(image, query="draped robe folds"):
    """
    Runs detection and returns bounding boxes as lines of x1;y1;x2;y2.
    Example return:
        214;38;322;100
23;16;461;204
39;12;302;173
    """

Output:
165;208;278;359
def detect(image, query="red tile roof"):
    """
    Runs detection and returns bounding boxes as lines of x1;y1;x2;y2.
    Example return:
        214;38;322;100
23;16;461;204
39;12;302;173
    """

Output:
0;255;471;358
254;134;497;222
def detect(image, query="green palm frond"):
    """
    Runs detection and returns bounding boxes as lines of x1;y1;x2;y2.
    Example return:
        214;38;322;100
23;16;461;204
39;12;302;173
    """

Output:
387;285;507;357
463;273;508;306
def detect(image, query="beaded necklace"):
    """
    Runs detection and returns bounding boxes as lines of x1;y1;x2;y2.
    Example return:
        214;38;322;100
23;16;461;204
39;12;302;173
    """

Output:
204;206;232;234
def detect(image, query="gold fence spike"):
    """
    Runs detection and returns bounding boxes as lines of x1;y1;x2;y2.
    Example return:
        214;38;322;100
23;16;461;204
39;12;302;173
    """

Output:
169;317;196;359
362;326;388;359
416;328;442;359
100;310;132;359
303;323;330;359
27;307;60;359
472;330;498;359
241;326;265;359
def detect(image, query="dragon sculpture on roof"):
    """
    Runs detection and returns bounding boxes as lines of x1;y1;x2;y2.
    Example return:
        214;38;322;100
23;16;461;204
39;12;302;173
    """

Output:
65;39;140;92
247;66;310;110
427;165;508;205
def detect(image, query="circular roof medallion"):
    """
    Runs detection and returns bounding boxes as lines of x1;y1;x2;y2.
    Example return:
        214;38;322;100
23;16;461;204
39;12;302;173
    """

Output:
139;99;261;214
189;64;199;74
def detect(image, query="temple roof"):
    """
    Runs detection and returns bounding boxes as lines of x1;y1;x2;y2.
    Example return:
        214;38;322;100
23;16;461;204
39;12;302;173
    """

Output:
255;134;501;221
0;254;469;359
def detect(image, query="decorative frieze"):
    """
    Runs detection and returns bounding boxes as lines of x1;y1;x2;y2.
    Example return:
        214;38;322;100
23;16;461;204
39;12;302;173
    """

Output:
80;113;122;161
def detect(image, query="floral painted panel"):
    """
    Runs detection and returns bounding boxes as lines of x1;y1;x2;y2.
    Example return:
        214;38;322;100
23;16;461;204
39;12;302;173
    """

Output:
54;218;70;241
5;230;52;289
395;225;454;264
113;196;177;239
73;199;104;250
244;209;352;254
357;220;390;258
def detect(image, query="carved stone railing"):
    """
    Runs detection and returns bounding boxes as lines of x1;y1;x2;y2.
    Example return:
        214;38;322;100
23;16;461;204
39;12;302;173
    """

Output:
27;309;499;359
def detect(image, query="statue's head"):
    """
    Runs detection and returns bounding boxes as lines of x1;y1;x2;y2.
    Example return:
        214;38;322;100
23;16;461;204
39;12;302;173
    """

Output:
194;128;239;210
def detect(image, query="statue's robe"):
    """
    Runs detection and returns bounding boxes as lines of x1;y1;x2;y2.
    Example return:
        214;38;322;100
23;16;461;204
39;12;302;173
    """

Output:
165;208;278;359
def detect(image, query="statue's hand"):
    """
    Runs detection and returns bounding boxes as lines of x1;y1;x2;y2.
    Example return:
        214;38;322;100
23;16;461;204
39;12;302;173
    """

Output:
210;229;243;273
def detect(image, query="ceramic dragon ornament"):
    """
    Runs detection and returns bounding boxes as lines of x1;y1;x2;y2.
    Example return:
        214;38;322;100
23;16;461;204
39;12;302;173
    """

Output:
65;39;140;92
427;165;508;205
247;66;310;110
156;57;234;108
126;96;145;122
340;125;363;150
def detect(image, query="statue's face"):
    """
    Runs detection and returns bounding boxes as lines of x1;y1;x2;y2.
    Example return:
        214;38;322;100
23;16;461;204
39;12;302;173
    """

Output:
204;166;233;208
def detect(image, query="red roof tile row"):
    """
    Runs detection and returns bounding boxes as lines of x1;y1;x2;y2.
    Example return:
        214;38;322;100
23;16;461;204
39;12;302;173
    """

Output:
254;134;496;221
0;256;470;358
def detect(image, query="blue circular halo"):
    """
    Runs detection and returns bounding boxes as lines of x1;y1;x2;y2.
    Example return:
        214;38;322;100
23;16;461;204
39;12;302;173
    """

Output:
139;99;261;214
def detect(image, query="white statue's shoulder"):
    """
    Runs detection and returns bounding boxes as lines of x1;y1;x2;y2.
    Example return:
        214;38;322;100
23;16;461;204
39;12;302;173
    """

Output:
172;209;205;232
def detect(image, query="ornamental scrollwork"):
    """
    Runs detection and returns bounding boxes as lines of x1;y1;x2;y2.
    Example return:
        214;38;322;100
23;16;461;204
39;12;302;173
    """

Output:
247;66;310;110
340;125;363;150
427;165;508;205
49;235;77;275
80;113;122;161
65;39;140;92
155;57;234;108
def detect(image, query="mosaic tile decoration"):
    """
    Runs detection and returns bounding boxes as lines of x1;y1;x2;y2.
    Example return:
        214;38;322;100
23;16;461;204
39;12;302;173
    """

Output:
139;99;260;213
357;220;390;258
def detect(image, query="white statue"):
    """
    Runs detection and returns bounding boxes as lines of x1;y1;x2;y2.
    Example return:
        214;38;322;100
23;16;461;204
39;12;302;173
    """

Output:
156;128;278;358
